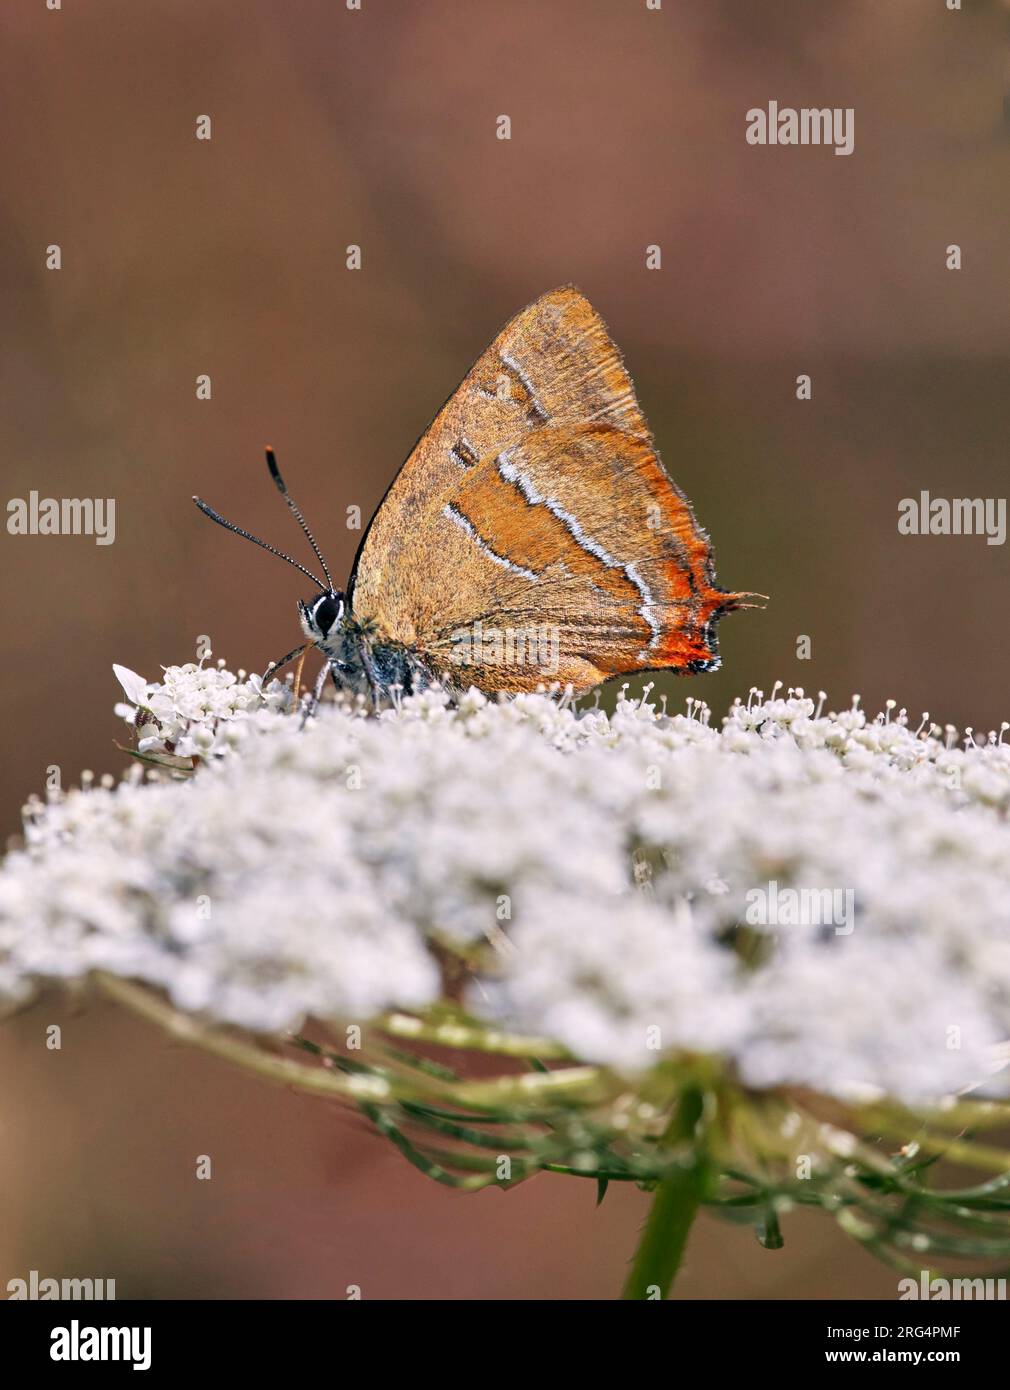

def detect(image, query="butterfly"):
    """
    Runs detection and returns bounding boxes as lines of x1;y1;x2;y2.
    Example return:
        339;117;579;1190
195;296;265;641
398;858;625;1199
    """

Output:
194;287;753;709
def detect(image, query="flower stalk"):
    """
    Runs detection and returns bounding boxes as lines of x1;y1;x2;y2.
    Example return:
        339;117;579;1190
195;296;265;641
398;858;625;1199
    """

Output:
622;1086;712;1300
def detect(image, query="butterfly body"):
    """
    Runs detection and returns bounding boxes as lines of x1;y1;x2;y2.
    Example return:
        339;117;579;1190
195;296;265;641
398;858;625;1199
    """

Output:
195;288;754;708
300;596;436;702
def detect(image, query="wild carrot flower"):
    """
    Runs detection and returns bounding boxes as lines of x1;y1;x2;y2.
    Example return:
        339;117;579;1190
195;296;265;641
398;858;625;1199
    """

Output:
3;664;1010;1295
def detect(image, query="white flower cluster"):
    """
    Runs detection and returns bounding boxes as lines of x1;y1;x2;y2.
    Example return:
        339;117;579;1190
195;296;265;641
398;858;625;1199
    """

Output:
113;661;291;759
3;667;1010;1106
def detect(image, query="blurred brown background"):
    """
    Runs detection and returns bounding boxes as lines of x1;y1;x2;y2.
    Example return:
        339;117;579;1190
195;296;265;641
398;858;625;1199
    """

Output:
1;0;1008;1299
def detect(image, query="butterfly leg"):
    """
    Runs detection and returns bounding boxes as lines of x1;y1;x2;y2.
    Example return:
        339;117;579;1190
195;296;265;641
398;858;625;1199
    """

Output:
261;642;310;685
360;651;383;713
291;648;307;703
299;660;330;729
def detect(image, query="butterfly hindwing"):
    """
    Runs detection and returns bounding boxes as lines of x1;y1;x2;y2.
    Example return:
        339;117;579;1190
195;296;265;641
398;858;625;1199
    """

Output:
349;287;740;694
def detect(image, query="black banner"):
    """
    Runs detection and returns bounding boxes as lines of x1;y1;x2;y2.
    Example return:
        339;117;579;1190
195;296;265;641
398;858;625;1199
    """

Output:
1;1297;1000;1376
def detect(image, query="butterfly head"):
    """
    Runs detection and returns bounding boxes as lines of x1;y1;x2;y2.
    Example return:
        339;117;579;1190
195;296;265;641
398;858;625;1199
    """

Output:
299;589;346;641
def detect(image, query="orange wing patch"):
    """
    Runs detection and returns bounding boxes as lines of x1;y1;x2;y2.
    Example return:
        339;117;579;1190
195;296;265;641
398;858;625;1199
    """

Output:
424;426;740;689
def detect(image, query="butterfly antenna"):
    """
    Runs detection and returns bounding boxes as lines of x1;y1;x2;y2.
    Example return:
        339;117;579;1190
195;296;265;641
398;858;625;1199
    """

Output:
192;497;327;590
265;448;335;593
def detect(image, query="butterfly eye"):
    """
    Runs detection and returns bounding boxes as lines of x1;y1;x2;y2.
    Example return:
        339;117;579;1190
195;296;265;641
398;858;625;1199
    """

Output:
311;593;342;636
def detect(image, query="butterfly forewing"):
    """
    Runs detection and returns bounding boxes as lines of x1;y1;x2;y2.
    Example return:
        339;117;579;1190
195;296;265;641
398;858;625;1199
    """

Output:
350;287;741;695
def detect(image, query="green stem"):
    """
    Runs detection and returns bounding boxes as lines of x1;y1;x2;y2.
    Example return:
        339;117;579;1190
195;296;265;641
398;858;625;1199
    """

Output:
376;1010;571;1059
621;1160;706;1300
622;1086;710;1301
93;972;611;1111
